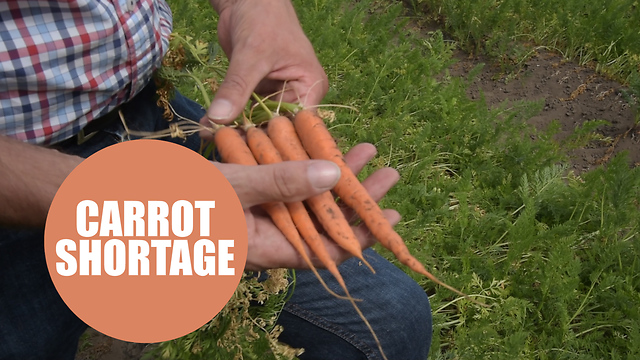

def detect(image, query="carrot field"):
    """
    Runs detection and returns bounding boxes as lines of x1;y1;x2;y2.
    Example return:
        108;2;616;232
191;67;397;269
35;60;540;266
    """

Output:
149;0;640;358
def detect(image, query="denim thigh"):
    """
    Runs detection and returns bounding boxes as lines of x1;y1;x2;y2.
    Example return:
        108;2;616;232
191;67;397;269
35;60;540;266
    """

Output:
278;248;433;360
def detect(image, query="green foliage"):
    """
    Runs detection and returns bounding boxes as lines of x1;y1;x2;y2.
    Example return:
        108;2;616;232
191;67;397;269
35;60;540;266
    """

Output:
150;270;301;360
411;0;640;84
163;0;224;106
163;0;640;358
296;1;640;358
560;119;611;151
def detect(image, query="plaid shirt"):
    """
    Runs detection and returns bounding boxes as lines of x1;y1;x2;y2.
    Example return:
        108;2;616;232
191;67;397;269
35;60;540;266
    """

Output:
0;0;172;145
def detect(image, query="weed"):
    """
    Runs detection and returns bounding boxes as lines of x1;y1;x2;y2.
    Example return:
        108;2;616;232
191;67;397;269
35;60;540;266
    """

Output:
561;119;612;151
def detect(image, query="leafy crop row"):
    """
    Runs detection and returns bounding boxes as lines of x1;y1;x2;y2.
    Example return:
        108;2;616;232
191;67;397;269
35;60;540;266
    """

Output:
409;0;640;85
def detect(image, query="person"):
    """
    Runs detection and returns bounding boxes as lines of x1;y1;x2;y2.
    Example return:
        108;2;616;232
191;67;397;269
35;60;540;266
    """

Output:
0;1;432;359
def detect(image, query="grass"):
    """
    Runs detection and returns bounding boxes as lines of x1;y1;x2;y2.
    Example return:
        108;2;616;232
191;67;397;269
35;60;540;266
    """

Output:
158;0;640;358
407;0;640;85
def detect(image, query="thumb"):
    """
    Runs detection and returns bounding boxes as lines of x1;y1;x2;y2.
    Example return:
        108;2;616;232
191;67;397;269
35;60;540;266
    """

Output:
206;54;267;124
214;160;341;209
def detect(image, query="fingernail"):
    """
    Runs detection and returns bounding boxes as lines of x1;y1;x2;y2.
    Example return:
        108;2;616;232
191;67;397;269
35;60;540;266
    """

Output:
308;162;341;190
208;99;233;120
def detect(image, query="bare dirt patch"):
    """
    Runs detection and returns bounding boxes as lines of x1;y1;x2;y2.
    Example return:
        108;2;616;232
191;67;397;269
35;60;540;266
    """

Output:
75;328;150;360
448;49;639;173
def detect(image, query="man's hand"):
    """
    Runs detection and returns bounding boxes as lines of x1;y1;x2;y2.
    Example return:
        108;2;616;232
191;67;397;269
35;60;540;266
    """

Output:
215;143;401;271
205;0;328;124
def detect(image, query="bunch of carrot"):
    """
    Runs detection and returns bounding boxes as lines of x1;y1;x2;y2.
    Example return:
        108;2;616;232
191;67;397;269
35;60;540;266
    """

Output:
211;106;483;359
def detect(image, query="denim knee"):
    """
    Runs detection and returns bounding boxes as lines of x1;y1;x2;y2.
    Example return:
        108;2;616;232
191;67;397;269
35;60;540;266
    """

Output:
276;249;432;360
365;252;432;359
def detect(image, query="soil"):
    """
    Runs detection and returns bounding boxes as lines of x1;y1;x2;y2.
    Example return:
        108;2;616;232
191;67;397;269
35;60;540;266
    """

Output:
74;328;153;360
448;49;639;173
74;22;639;360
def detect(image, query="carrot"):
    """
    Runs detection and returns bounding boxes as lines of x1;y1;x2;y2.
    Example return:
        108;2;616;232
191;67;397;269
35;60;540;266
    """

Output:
266;116;375;274
243;124;349;282
244;123;360;285
292;109;483;305
214;125;348;300
245;121;388;360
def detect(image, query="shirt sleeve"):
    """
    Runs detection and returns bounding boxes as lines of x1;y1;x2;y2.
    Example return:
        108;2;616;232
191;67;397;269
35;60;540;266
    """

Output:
0;0;173;145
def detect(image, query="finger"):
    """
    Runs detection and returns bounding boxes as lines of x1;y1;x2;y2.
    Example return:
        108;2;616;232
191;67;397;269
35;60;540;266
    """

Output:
206;48;270;124
249;207;400;270
341;167;400;223
343;143;378;176
245;213;311;271
214;160;341;209
250;49;328;108
347;208;401;255
296;75;328;109
337;143;400;222
359;167;401;203
327;209;401;265
198;115;217;141
352;208;401;243
275;73;328;109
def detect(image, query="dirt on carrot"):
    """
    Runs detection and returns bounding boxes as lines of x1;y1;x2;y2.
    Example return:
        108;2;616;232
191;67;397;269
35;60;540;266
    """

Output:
266;115;376;273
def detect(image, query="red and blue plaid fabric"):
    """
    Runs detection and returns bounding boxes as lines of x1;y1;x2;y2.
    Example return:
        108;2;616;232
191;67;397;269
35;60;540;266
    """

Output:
0;0;172;145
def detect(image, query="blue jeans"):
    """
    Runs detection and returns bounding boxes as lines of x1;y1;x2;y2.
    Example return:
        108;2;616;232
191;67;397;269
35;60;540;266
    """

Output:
0;83;432;360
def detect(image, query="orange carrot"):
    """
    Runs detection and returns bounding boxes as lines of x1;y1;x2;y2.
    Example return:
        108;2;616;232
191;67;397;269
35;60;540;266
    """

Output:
292;109;480;304
266;116;375;274
244;124;350;284
214;125;348;300
244;123;357;286
245;122;388;360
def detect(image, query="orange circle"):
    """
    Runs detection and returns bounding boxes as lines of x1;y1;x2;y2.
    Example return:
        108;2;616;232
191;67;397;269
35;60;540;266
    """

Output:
44;139;247;343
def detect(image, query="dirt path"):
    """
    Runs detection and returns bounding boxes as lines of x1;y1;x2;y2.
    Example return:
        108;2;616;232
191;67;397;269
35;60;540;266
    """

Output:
448;49;639;173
